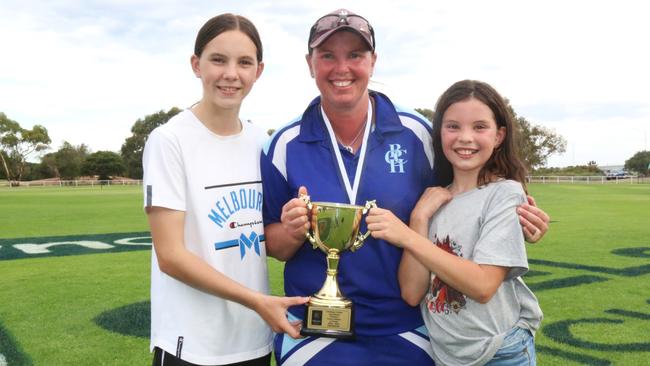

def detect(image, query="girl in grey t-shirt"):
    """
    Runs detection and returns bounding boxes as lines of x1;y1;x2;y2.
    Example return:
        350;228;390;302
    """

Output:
367;80;543;366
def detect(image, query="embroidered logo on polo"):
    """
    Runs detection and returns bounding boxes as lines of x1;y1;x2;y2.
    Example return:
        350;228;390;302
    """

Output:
214;231;265;259
385;143;408;173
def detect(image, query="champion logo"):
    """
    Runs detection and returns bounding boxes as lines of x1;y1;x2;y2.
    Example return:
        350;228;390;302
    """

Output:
229;219;262;229
214;231;265;259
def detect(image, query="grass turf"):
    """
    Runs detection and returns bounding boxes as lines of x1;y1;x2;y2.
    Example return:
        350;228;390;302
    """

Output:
0;185;147;239
1;184;649;365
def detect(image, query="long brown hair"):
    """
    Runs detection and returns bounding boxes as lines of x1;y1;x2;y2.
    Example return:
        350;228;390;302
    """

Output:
432;80;527;191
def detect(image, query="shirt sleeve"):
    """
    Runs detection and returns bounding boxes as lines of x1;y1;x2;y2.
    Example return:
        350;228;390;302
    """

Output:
142;128;186;211
260;144;292;226
473;182;528;279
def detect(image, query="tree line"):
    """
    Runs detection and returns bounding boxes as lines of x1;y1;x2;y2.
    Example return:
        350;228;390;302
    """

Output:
1;112;129;183
2;105;649;184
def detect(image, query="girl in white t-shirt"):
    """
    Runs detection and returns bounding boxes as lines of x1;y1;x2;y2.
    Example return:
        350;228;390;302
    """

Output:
366;80;543;366
143;14;308;366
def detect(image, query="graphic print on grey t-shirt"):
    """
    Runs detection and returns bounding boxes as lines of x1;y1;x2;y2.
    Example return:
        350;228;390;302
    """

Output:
425;235;467;314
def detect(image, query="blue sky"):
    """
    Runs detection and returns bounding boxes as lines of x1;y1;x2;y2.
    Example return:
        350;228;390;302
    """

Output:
1;0;648;168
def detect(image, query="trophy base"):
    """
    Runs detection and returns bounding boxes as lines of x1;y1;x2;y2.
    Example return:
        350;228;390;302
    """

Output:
300;326;354;340
300;302;355;340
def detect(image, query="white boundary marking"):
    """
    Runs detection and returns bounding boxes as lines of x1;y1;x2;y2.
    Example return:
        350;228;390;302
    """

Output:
114;236;152;246
13;241;114;254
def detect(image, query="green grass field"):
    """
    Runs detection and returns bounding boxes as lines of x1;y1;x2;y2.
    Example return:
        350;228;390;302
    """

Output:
1;184;649;365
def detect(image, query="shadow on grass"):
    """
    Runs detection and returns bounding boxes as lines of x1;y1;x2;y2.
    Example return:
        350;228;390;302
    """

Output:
93;301;150;338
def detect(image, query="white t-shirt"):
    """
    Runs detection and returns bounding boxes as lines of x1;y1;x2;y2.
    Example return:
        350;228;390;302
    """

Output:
142;110;272;365
422;180;543;366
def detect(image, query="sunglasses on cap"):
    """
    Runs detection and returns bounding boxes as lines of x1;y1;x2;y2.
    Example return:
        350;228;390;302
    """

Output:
308;9;375;52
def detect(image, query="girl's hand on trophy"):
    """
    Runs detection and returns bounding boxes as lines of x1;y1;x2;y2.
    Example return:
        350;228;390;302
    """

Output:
289;319;304;339
256;295;310;339
366;207;410;248
281;186;311;241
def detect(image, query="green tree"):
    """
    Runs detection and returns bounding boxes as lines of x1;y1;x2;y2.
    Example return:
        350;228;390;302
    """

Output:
416;102;566;171
39;152;58;177
415;108;434;122
535;164;604;176
21;161;50;181
0;112;51;184
507;102;566;171
624;150;650;176
42;141;90;180
82;151;125;180
121;107;181;179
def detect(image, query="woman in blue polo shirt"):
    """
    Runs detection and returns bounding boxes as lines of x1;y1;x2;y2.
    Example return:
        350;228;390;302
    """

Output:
260;9;550;366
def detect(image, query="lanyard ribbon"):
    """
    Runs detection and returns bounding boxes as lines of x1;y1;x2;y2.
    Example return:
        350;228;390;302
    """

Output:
321;99;372;204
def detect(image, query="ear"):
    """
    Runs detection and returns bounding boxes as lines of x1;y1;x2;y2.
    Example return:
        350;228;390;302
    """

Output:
370;52;377;73
305;53;315;78
256;61;265;80
191;54;200;78
495;126;506;148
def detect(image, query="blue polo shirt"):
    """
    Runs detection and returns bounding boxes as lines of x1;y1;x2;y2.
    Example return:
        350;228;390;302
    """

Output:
261;91;435;336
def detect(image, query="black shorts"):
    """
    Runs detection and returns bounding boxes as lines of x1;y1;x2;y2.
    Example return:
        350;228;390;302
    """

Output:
152;347;271;366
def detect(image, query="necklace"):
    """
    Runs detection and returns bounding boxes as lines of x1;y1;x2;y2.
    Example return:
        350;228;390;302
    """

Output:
336;120;367;153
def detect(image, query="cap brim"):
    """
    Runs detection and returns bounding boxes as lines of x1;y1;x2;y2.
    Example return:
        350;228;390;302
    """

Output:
309;26;373;51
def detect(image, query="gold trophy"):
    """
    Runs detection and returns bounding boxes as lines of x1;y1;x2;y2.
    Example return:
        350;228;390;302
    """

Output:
299;196;377;339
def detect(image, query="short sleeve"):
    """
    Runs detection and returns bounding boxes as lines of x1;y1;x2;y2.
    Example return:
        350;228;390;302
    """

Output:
142;128;186;211
473;183;528;279
260;146;292;225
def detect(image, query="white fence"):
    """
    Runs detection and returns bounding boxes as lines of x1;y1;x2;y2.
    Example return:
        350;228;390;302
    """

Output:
1;177;649;188
0;179;143;188
527;176;650;184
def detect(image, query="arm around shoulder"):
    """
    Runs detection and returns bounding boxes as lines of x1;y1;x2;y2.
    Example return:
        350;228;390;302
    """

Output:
518;195;550;243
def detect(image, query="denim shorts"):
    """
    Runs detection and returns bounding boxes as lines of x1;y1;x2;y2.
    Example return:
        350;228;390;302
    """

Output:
484;327;536;366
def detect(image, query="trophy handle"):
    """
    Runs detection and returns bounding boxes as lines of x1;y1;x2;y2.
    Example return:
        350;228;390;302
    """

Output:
300;194;322;250
351;200;377;252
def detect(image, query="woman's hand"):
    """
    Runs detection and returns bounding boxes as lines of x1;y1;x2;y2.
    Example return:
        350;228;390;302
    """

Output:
280;186;311;242
517;195;550;243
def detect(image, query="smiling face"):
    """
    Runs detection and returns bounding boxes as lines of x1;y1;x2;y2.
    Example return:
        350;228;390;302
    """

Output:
191;30;263;112
441;97;506;180
306;30;376;113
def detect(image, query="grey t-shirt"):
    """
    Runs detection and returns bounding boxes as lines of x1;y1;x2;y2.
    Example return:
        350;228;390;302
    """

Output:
421;180;543;366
